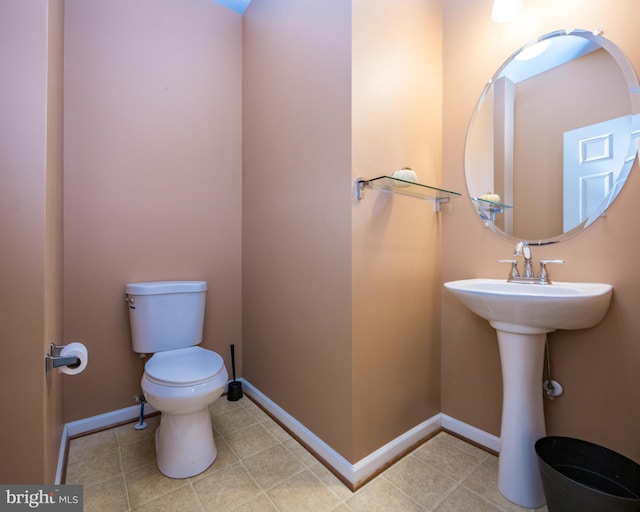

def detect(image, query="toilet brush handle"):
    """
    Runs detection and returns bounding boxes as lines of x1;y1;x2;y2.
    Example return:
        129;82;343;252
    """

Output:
230;344;237;382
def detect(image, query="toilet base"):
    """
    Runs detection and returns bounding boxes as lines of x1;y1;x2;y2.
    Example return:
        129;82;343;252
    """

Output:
155;408;217;478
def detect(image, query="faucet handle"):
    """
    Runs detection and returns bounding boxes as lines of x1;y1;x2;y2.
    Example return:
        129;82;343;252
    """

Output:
498;259;520;280
538;259;564;283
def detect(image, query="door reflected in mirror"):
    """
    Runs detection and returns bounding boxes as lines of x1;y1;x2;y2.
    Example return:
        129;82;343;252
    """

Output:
465;29;640;244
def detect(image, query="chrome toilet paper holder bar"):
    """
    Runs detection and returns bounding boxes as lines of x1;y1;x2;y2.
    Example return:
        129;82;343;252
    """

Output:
45;343;80;373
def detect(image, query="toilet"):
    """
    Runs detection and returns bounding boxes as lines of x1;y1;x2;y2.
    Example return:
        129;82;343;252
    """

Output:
125;280;228;479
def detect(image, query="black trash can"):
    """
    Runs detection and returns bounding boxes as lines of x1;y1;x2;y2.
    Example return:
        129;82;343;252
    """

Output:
535;436;640;512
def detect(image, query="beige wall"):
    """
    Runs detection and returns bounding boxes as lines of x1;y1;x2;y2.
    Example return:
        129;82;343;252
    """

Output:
243;0;443;464
63;0;243;420
442;0;640;461
0;0;64;483
242;0;354;460
351;0;443;461
7;0;639;482
44;0;65;483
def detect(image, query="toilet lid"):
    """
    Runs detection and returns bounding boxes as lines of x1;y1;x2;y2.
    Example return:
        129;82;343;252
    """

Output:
144;346;225;387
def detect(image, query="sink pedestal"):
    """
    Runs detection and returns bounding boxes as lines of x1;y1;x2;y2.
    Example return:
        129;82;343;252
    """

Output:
493;323;548;509
445;279;614;509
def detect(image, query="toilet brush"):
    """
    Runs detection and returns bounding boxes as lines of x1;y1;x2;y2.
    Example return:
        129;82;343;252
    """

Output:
227;344;243;401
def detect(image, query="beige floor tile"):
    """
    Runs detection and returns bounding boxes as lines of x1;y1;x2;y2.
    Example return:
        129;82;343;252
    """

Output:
68;429;118;463
412;434;484;482
210;397;245;418
66;449;122;487
309;463;354;501
241;401;272;423
237;395;256;407
225;423;280;460
239;398;266;417
117;415;160;448
193;462;262;512
243;444;306;490
125;462;189;509
267;469;342;512
330;505;355;512
83;474;129;512
383;455;458;510
436;431;491;460
347;477;424;512
132;484;204;512
190;436;241;483
460;456;501;498
121;436;157;473
212;407;260;437
65;394;543;512
229;492;279;512
282;438;320;467
213;435;242;468
261;417;292;443
462;457;548;512
434;485;504;512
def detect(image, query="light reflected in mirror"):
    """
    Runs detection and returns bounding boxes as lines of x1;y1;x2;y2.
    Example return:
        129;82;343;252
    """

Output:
465;29;640;244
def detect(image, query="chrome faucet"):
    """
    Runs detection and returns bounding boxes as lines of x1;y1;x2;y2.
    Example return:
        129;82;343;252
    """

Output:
515;241;534;279
498;241;564;284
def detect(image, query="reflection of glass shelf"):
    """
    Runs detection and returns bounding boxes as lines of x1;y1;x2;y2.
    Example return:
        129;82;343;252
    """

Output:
356;176;461;212
471;197;513;222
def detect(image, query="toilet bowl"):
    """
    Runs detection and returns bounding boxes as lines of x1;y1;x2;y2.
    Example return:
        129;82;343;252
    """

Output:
142;346;228;478
125;280;229;479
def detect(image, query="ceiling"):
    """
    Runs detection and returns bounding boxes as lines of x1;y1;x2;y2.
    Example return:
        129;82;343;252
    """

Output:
213;0;252;15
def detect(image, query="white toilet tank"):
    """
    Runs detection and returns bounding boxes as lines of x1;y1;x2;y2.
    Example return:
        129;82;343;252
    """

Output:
125;281;207;353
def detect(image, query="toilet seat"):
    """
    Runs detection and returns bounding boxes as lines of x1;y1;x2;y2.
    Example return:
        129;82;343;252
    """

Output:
145;346;225;387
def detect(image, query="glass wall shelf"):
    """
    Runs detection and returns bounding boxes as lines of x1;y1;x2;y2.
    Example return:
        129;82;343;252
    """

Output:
355;176;461;212
471;197;513;223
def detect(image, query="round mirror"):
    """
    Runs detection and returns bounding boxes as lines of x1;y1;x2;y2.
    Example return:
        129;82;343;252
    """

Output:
465;29;640;244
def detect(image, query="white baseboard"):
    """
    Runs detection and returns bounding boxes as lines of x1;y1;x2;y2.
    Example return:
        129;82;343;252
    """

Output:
351;413;441;485
65;403;158;437
441;413;501;452
56;402;158;484
55;424;69;485
240;379;359;483
242;378;441;486
56;379;500;486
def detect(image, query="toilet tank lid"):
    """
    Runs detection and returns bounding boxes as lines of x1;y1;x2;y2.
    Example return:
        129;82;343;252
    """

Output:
125;281;207;295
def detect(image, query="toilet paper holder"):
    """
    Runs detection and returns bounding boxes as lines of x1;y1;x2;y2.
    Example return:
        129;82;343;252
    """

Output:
45;343;80;373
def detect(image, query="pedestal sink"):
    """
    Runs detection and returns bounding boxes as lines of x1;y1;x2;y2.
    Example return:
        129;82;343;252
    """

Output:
444;278;613;508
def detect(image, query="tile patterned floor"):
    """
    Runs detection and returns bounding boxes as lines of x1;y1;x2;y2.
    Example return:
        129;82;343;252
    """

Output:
66;396;547;512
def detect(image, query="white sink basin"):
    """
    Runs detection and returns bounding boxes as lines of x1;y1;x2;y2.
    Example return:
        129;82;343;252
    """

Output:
444;278;613;334
444;278;613;508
